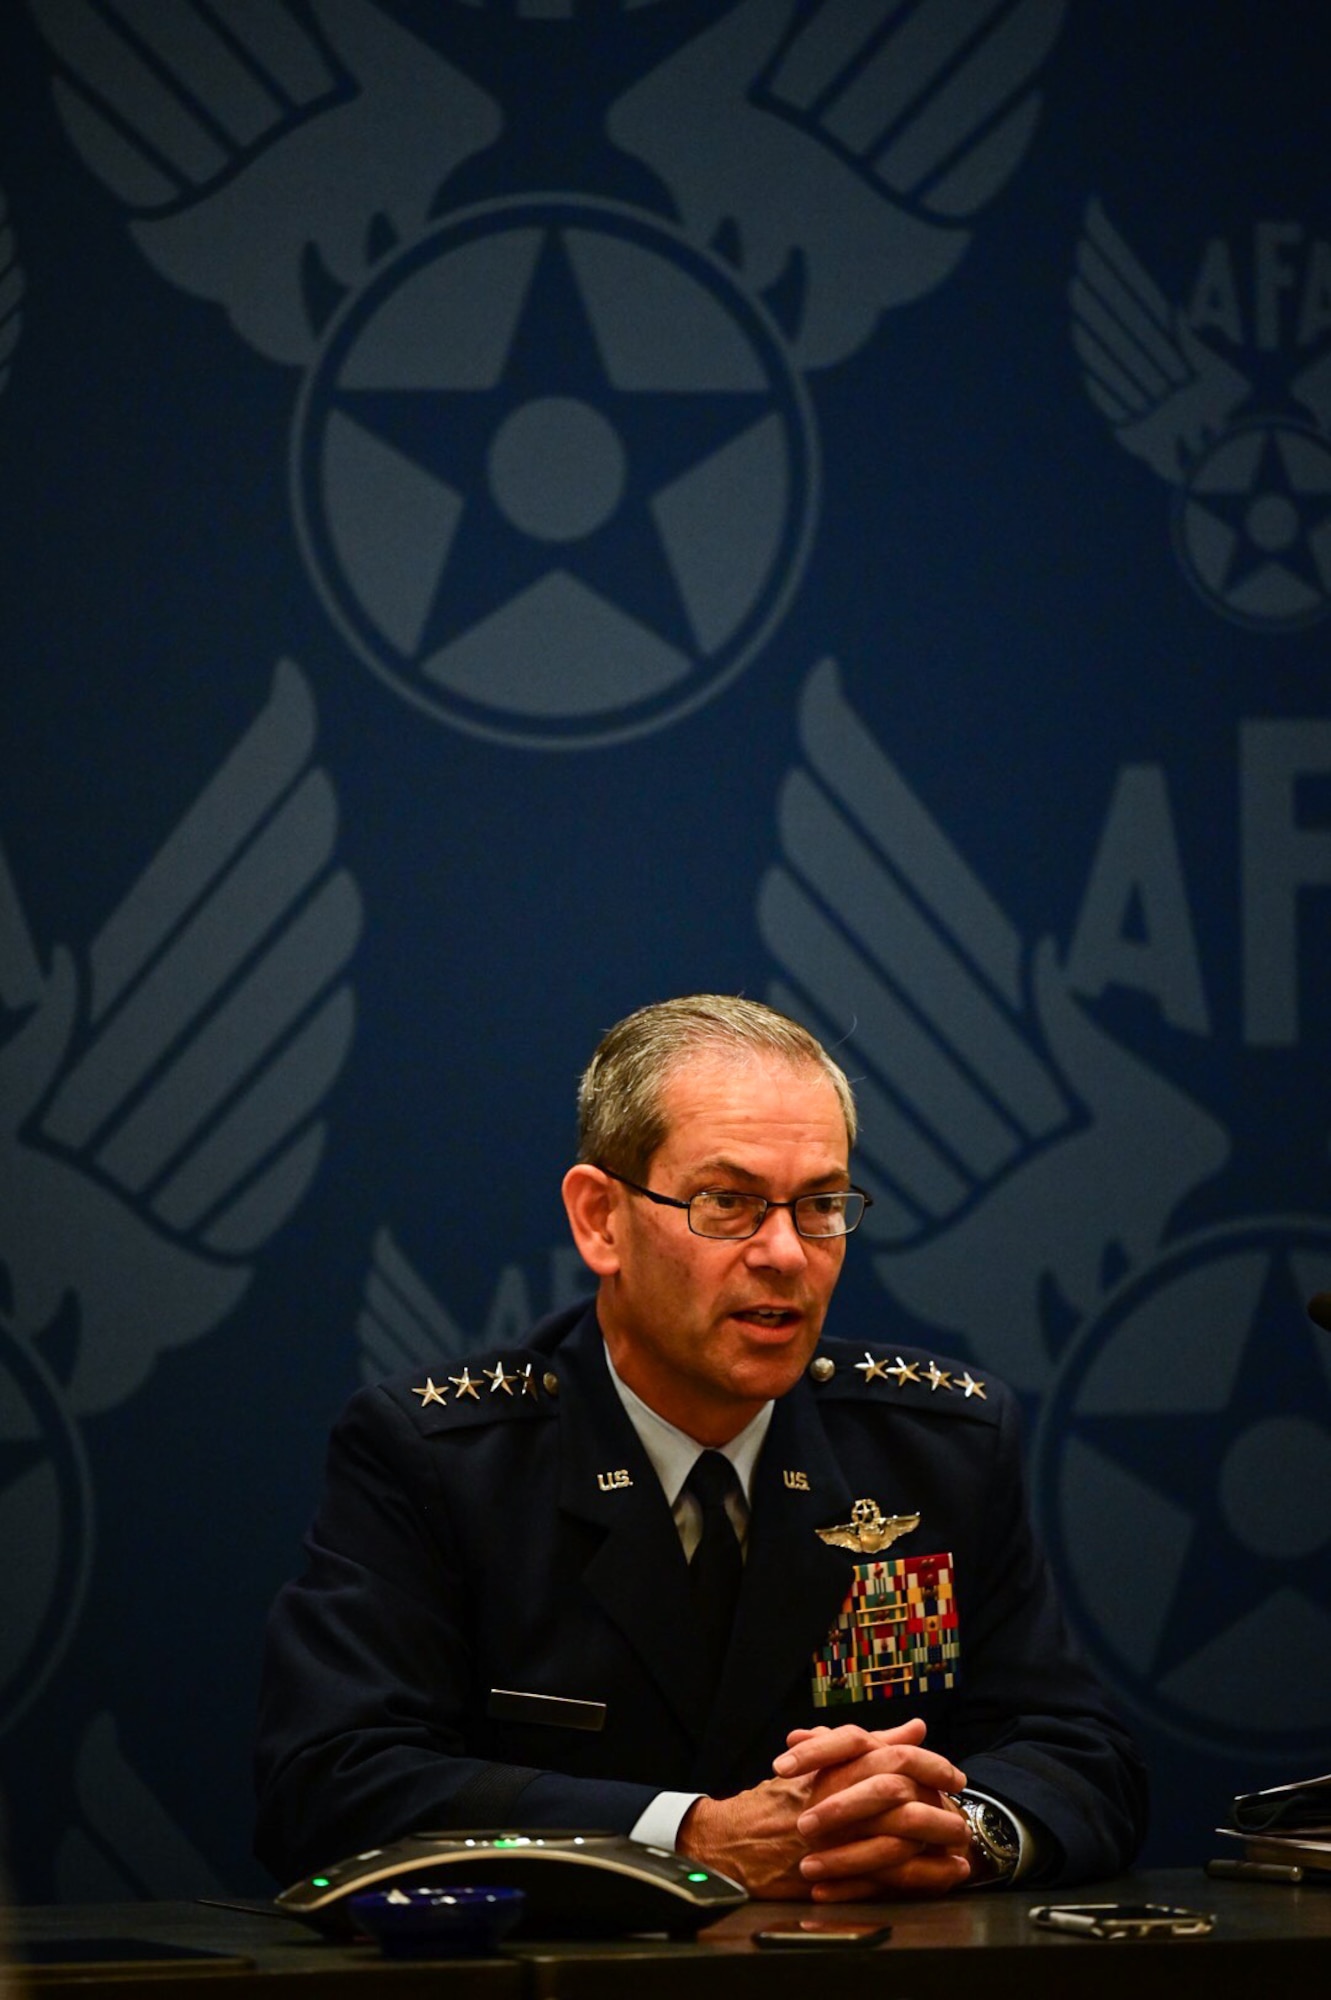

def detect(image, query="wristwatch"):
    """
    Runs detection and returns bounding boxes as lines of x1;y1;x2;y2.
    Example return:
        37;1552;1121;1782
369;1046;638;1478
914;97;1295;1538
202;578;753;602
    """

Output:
947;1791;1021;1886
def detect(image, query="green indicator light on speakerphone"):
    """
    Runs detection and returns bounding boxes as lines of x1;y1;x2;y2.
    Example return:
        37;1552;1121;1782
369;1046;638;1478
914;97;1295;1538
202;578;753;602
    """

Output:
687;1872;708;1883
311;1877;331;1888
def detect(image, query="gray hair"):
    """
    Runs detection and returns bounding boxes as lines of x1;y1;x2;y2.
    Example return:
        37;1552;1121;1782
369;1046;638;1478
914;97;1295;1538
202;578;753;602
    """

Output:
576;994;857;1179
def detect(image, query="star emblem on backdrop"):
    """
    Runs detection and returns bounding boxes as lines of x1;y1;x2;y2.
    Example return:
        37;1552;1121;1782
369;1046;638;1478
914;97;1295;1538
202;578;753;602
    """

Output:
1037;1224;1331;1752
323;226;776;662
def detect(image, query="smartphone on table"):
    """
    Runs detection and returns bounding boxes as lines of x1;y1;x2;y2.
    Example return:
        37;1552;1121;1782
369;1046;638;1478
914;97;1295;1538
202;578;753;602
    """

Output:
754;1917;893;1948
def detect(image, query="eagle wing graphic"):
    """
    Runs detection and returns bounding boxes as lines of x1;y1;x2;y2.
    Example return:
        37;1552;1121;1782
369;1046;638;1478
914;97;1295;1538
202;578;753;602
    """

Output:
28;0;503;363
1070;198;1252;483
0;185;22;396
758;661;1230;1391
0;663;361;1415
357;1226;469;1387
608;0;1066;371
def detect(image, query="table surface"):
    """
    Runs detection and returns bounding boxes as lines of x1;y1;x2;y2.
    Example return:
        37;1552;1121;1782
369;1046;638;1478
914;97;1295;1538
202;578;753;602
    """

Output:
8;1868;1330;2000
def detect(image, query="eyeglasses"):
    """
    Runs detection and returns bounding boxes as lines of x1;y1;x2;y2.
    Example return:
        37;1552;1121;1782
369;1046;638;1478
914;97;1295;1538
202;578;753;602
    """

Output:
598;1167;872;1241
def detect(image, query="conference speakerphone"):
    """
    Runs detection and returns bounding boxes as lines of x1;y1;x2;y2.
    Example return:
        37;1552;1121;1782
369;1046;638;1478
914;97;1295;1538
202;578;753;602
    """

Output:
277;1829;748;1936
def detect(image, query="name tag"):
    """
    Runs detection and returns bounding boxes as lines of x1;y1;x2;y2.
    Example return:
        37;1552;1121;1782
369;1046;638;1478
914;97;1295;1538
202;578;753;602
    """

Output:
486;1688;607;1733
811;1553;959;1708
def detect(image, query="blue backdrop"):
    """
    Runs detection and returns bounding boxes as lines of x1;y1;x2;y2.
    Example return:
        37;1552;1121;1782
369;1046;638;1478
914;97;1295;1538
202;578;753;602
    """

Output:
2;0;1330;1902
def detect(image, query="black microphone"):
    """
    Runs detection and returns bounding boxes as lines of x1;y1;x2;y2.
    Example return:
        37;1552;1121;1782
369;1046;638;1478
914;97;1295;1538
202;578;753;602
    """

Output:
1305;1294;1331;1332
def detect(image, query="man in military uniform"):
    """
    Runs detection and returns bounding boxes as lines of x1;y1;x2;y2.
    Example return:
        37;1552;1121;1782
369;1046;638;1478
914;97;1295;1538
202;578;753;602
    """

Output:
255;995;1147;1897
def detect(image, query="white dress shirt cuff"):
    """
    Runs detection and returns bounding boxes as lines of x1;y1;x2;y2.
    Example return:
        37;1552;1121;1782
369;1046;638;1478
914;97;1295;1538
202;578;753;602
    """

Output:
629;1791;704;1852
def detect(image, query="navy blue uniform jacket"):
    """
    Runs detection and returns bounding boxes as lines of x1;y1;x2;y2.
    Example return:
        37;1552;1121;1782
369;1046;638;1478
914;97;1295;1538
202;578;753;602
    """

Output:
254;1303;1147;1884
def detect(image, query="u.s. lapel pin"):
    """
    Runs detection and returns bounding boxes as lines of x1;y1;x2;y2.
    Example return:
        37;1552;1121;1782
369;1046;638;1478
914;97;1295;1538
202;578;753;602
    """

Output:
816;1499;921;1554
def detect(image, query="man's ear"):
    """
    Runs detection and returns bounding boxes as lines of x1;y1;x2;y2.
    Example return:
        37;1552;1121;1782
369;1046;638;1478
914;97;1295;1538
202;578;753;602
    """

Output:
561;1164;622;1277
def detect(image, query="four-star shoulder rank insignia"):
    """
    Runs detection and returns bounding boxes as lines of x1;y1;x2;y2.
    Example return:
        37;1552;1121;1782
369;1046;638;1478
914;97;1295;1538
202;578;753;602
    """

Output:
817;1498;921;1554
411;1359;557;1412
825;1347;988;1402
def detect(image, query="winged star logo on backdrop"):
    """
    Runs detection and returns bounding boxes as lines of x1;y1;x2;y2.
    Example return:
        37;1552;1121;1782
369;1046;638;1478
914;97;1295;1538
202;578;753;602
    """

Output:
757;658;1231;1397
759;661;1331;1761
1071;198;1331;632
31;0;1066;745
0;662;361;1738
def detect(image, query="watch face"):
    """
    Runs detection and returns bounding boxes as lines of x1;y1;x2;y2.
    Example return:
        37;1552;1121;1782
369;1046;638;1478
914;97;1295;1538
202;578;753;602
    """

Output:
977;1804;1011;1843
971;1801;1019;1867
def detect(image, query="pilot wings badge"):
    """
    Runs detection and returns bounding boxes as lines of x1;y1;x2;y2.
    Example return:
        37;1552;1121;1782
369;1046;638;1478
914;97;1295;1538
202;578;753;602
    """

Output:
759;660;1231;1394
816;1499;920;1555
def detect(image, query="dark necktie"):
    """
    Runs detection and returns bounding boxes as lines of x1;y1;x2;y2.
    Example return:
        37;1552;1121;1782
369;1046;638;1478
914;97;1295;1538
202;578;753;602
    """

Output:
686;1449;743;1690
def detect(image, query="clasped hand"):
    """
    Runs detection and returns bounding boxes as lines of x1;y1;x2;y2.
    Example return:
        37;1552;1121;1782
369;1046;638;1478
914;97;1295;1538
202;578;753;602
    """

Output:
678;1718;972;1900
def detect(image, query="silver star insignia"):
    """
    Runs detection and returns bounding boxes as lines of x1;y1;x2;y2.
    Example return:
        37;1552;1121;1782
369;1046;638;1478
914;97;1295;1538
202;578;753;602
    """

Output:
957;1371;987;1399
855;1350;892;1383
411;1376;448;1408
485;1363;517;1396
449;1368;481;1401
924;1360;953;1392
518;1363;539;1400
886;1356;921;1386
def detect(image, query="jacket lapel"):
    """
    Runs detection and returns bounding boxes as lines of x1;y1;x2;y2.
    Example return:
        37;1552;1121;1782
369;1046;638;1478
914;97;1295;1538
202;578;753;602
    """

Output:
555;1312;712;1739
693;1379;856;1787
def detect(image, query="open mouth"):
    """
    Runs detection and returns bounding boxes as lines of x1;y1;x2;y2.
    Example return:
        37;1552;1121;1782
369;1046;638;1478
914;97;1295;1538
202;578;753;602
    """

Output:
733;1306;802;1330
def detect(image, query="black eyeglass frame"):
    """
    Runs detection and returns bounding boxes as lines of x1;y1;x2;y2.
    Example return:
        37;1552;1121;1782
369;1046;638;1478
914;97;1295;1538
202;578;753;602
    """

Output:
597;1166;873;1241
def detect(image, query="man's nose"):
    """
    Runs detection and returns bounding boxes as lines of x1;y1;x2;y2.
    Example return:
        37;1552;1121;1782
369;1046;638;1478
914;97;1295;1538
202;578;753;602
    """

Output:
743;1204;808;1272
